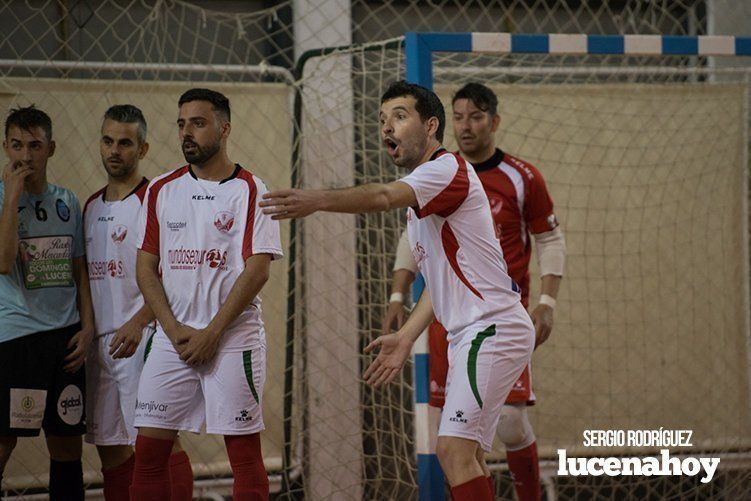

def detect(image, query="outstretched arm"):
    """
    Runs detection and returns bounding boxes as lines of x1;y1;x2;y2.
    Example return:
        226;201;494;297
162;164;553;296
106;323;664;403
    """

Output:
259;181;417;220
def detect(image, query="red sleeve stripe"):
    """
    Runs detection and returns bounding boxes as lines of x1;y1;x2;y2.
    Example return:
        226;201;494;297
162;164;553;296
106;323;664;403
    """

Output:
416;153;470;219
140;166;189;255
441;221;484;301
135;177;149;204
237;169;258;261
83;187;106;216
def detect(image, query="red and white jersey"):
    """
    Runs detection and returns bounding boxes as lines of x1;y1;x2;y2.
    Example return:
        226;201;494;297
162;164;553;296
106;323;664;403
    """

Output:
138;165;283;352
400;149;521;340
474;149;558;307
84;178;149;337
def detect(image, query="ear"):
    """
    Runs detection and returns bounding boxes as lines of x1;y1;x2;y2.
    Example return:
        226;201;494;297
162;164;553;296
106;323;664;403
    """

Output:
426;116;440;140
48;140;56;158
491;113;500;134
138;141;150;160
221;121;231;139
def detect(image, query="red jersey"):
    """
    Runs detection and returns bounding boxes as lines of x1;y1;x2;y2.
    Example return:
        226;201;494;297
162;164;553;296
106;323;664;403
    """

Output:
473;149;558;307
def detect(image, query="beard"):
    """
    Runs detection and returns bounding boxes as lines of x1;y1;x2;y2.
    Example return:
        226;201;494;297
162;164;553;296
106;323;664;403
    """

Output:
182;140;220;166
102;158;136;179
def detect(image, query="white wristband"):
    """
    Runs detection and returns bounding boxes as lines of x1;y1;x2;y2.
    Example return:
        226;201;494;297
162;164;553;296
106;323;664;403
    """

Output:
538;294;556;309
389;292;405;304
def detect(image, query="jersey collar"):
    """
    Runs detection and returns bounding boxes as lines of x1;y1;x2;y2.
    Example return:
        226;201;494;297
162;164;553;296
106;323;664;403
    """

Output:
429;147;448;161
471;148;505;172
187;164;241;184
102;176;149;202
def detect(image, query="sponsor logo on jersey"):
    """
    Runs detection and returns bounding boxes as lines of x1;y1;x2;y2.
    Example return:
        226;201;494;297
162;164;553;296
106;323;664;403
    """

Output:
412;241;427;266
111;224;128;243
88;259;125;280
214;211;235;233
167;247;228;270
56;198;70;222
98;216;115;222
57;384;83;425
192;194;216;201
508;157;535;180
547;213;558;229
167;221;187;232
235;409;253;422
449;409;468;424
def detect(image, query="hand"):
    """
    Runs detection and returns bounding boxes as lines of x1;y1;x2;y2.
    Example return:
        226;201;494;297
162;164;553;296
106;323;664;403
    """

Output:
109;317;146;359
530;304;554;349
382;301;407;336
178;328;221;366
165;323;199;352
63;325;95;373
363;333;413;387
2;161;32;202
259;189;323;220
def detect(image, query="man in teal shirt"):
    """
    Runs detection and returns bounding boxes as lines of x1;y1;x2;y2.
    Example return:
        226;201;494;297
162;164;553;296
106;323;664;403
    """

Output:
0;106;95;500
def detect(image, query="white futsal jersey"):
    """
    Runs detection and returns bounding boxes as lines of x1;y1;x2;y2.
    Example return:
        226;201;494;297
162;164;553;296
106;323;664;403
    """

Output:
84;178;149;336
138;165;283;351
400;149;521;340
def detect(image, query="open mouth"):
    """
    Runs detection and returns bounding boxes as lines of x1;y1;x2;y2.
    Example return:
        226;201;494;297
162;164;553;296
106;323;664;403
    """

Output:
384;137;399;155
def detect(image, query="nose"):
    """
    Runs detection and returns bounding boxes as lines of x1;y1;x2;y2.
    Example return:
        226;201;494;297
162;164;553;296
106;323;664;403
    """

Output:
21;146;32;162
381;120;393;136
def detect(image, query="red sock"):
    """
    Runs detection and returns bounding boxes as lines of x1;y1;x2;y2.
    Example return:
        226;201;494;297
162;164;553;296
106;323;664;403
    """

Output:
169;451;194;501
101;454;134;501
486;475;494;498
130;436;173;501
506;442;541;501
450;475;493;501
225;433;269;501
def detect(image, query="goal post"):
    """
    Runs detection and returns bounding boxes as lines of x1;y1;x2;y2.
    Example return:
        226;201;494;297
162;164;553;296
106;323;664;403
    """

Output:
404;31;751;500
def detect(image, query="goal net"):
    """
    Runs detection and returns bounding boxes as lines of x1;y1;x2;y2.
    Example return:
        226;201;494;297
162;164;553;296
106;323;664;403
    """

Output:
289;35;751;500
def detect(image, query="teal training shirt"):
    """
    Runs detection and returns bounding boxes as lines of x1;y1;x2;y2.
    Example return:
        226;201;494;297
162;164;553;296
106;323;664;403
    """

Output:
0;182;84;343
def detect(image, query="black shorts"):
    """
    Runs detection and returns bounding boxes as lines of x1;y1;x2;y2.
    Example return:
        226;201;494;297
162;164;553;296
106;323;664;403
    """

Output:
0;323;86;437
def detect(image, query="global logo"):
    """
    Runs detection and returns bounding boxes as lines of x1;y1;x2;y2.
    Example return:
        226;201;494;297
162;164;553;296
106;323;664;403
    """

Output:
21;396;34;412
111;225;128;243
214;211;235;233
57;385;83;425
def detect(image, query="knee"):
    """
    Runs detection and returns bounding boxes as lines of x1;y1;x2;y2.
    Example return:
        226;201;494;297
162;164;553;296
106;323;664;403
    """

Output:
496;404;535;451
436;439;475;474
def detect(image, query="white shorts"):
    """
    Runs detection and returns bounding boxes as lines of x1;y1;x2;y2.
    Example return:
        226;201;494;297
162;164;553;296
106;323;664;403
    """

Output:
85;326;154;446
439;303;535;452
133;334;266;435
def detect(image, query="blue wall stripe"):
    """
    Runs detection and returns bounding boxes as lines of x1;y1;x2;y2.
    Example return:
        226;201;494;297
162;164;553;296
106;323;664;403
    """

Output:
662;35;698;55
737;37;751;56
415;353;430;404
511;34;549;53
588;35;624;54
418;454;446;501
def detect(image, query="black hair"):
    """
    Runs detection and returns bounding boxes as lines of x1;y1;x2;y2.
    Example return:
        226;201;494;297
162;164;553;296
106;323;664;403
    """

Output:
178;88;231;122
381;80;445;142
103;104;148;144
5;105;52;141
452;82;498;116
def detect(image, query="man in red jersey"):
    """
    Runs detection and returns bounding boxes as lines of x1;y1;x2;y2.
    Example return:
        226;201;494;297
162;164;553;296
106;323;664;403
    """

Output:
384;82;566;501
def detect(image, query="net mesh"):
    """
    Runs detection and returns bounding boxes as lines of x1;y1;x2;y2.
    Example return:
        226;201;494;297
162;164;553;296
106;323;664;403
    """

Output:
1;0;751;499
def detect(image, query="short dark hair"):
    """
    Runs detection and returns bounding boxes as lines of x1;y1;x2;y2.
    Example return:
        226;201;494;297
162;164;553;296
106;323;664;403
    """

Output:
178;88;231;122
381;80;445;142
103;104;147;144
5;105;53;141
452;82;498;116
